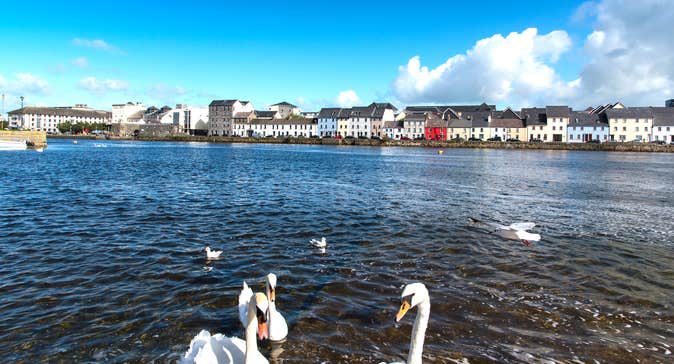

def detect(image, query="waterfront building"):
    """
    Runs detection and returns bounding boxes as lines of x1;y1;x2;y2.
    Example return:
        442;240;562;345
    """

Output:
651;107;674;143
425;118;449;140
567;112;609;142
666;99;674;108
112;102;145;124
317;107;340;137
268;101;300;118
180;105;209;135
463;110;492;140
254;110;280;119
337;108;351;137
8;105;111;133
447;118;472;140
231;111;257;137
545;106;571;142
521;107;547;141
344;103;396;138
383;120;404;140
245;118;316;138
403;113;429;139
208;99;253;136
490;108;527;141
606;107;654;142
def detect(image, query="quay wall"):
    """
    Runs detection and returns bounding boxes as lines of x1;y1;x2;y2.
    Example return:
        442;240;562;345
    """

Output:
0;130;47;148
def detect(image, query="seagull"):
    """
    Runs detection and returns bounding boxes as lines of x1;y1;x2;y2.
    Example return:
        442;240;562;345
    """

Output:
203;246;223;259
310;237;327;249
469;217;541;246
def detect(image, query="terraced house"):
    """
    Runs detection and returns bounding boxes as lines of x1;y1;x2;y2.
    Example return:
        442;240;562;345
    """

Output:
317;108;340;137
567;112;609;142
490;108;526;141
8;104;111;133
650;107;674;143
606;107;653;142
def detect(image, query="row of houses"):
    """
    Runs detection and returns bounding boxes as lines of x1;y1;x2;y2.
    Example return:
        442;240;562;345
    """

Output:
7;99;674;143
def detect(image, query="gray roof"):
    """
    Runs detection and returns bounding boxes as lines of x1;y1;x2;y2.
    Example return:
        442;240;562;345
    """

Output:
568;112;607;127
426;119;449;128
317;108;341;118
383;120;404;129
448;118;472;128
233;112;253;119
254;110;277;118
520;107;547;126
445;103;495;112
605;107;654;119
405;106;444;113
546;106;571;118
461;111;490;127
270;101;297;107
209;100;238;106
369;102;398;112
405;113;428;122
491;109;524;128
338;108;352;118
651;107;674;126
8;106;111;119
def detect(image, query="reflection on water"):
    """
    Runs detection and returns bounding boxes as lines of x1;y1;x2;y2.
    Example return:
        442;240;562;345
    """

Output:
0;139;672;363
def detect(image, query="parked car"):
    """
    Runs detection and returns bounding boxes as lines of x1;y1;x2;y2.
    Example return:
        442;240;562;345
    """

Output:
487;136;502;142
586;139;601;144
529;138;543;143
650;140;666;145
450;137;464;142
322;135;332;139
506;138;520;142
401;137;411;140
334;135;343;139
310;135;319;139
468;137;481;142
358;136;369;139
414;136;425;141
265;135;274;138
370;136;381;140
345;136;355;139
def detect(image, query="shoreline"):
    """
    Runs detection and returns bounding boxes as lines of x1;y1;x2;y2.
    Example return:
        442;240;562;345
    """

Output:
47;134;674;152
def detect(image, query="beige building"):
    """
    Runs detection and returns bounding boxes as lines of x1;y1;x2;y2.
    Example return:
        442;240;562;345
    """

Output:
606;107;654;142
490;109;527;141
268;102;300;118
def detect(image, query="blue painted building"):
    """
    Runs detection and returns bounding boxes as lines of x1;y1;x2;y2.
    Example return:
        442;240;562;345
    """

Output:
567;112;610;143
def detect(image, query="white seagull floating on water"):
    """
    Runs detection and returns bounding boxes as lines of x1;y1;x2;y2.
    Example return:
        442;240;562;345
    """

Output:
310;237;326;249
469;217;541;246
203;246;223;259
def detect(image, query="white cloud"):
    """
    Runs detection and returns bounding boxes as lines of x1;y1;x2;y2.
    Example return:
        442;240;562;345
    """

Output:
392;1;674;108
574;0;674;106
146;83;186;96
72;57;88;68
72;38;124;54
337;90;360;107
78;77;128;93
0;73;50;95
392;28;573;107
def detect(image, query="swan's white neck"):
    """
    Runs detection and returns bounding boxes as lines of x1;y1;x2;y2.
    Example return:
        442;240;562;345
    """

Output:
245;299;258;364
408;300;430;364
266;284;276;331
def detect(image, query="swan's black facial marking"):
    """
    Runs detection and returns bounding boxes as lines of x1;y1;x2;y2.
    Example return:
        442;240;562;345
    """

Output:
256;307;267;323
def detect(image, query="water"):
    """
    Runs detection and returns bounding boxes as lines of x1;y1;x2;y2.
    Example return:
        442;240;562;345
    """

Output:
1;139;673;363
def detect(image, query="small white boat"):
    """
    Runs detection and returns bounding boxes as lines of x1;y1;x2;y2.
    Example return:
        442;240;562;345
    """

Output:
0;140;28;151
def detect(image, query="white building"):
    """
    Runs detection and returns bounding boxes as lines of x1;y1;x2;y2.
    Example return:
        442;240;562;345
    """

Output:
403;113;427;139
566;113;609;142
317;107;340;137
383;120;404;140
606;107;654;142
112;102;145;124
233;118;316;138
8;105;111;133
346;103;396;138
652;107;674;143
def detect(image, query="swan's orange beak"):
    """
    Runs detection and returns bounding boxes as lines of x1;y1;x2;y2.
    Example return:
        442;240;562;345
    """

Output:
396;300;411;322
257;322;268;340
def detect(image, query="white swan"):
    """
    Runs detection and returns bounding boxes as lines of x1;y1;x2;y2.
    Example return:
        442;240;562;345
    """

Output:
469;217;541;246
310;237;326;248
238;282;253;328
265;273;288;342
383;283;430;364
182;292;270;364
204;247;223;259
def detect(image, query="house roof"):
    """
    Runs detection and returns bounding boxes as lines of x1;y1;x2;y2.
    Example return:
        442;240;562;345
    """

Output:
405;106;444;113
338;108;352;118
445;103;496;112
209;99;238;106
447;118;472;128
405;113;428;122
461;111;490;127
270;101;297;107
384;120;404;129
254;110;277;118
491;118;524;128
546;106;571;118
605;107;654;119
317;108;342;118
233;112;253;119
426;119;449;128
651;107;674;126
568;112;607;127
520;107;547;126
8;106;111;119
369;102;398;112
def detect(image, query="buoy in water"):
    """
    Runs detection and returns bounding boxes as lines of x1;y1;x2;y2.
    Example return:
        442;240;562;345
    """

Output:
73;140;78;144
438;150;444;155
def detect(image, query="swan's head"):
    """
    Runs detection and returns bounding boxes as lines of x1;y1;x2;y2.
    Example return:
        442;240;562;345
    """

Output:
254;292;270;340
203;247;210;253
266;273;277;302
395;283;429;322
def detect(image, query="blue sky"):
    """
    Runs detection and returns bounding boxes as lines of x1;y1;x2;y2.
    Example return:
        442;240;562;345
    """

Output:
1;0;672;112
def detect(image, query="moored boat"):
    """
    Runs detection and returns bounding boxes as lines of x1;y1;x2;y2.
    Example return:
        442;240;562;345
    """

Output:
0;140;28;150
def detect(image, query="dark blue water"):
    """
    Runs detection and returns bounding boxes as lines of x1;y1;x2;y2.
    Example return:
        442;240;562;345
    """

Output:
1;139;673;363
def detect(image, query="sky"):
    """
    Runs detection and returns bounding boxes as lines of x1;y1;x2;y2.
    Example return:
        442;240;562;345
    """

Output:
1;0;673;113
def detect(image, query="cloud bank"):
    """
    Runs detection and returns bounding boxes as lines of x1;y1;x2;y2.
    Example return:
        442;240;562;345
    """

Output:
78;77;128;93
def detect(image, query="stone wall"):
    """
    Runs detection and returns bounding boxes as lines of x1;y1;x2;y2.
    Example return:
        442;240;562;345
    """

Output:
110;123;179;137
0;130;47;148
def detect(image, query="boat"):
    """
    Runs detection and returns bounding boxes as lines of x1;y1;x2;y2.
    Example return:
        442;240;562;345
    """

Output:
0;140;28;151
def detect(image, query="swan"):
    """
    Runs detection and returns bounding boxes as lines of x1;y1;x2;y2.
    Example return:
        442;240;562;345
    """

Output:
238;282;253;328
182;292;270;364
204;247;223;259
469;217;541;246
310;237;326;248
265;273;288;342
383;283;430;364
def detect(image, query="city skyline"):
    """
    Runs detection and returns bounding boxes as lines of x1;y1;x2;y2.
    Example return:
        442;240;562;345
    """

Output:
1;0;673;113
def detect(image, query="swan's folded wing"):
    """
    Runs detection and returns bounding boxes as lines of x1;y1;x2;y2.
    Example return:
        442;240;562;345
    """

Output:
516;231;541;242
270;310;288;341
238;282;253;327
509;222;536;231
